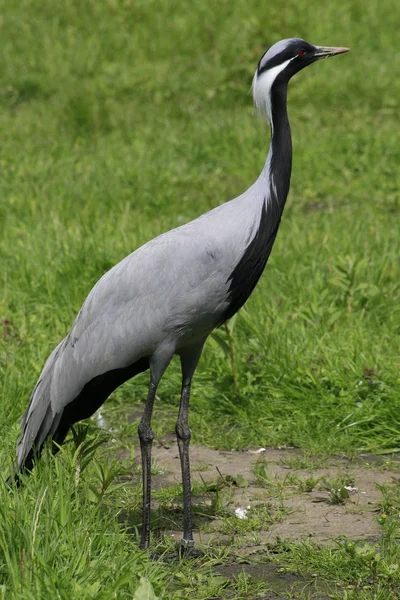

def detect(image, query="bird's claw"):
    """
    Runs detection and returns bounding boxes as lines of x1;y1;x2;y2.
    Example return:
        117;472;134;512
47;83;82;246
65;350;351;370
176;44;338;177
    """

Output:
178;539;204;559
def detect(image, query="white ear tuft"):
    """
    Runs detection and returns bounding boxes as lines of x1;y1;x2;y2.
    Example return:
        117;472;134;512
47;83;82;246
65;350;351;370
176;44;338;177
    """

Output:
252;58;294;127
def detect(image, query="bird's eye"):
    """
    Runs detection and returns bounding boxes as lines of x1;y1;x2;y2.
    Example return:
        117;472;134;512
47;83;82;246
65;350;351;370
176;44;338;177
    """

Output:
297;49;306;57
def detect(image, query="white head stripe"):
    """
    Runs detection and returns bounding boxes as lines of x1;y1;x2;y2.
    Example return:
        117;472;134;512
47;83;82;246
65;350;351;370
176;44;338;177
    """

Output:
252;57;296;127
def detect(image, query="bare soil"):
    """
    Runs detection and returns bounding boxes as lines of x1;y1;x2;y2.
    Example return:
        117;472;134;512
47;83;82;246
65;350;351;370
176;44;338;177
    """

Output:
149;441;398;550
123;438;399;598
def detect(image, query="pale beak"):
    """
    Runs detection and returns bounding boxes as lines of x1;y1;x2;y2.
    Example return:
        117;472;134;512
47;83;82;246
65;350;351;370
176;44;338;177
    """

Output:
314;46;350;59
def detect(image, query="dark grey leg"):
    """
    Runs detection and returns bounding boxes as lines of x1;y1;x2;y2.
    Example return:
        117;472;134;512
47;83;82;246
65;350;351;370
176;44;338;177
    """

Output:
176;380;194;550
177;343;205;553
138;381;157;549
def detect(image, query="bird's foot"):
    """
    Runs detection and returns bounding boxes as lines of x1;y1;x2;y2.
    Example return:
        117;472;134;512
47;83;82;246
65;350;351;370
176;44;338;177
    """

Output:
178;538;204;559
148;538;204;562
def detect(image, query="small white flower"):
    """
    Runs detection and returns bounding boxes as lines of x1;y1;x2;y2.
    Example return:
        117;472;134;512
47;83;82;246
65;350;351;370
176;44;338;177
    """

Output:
344;486;358;494
235;507;249;519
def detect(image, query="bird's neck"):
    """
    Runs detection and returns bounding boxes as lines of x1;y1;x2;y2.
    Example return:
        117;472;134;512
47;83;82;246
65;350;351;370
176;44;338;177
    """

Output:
264;84;292;207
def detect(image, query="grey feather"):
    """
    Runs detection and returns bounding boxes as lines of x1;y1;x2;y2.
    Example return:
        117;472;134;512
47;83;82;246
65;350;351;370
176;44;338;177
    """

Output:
15;180;274;470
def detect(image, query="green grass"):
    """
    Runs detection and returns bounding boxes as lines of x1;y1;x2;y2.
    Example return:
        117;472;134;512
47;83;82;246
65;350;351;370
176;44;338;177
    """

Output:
1;0;400;597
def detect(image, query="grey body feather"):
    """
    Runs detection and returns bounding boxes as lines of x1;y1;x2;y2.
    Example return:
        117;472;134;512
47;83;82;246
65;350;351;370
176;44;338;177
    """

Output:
16;171;279;470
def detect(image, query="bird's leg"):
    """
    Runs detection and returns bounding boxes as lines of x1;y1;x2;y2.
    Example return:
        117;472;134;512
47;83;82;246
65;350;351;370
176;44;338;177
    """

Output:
138;381;157;550
176;379;194;551
176;344;204;555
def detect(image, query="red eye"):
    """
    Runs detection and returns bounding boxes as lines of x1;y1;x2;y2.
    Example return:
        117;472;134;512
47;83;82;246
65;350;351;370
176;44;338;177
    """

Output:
298;49;305;57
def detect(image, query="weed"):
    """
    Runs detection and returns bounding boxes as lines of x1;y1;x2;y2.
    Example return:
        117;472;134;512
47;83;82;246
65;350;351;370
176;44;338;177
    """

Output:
317;474;356;505
279;454;327;471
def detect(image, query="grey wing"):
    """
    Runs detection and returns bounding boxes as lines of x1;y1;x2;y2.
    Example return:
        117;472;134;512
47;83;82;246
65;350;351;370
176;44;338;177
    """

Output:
16;340;65;468
14;231;227;469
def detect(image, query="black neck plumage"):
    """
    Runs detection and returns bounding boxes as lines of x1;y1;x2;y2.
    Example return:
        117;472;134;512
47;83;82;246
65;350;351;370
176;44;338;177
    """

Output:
268;83;292;207
220;82;293;325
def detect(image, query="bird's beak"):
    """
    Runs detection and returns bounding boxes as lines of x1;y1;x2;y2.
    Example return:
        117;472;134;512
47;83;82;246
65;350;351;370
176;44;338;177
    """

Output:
314;46;350;59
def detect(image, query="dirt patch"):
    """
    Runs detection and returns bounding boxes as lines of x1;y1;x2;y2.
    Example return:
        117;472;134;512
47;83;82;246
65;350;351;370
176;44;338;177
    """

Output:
145;441;399;548
117;440;400;597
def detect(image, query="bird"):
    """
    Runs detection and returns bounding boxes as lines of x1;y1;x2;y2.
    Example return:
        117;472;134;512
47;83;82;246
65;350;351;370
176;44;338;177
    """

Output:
8;38;349;553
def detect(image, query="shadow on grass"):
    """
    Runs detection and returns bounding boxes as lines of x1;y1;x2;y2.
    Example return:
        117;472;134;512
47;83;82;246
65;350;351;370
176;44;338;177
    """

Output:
118;499;216;541
216;560;340;600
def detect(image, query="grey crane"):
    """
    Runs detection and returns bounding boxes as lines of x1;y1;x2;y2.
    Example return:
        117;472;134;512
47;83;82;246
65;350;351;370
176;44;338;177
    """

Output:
9;38;349;553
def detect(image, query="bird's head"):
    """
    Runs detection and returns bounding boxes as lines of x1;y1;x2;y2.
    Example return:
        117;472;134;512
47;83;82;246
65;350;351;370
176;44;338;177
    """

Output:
253;38;349;123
